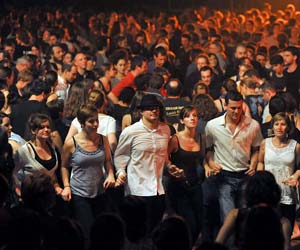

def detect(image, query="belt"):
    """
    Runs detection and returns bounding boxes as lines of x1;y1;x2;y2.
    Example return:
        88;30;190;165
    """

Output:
220;169;247;178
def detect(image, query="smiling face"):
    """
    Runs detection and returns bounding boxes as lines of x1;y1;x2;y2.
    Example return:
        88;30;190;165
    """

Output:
83;114;99;133
35;120;51;141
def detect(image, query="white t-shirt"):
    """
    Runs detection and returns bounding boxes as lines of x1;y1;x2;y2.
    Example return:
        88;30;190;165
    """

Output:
71;114;116;136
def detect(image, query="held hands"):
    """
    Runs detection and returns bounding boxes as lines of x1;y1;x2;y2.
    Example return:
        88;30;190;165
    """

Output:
61;186;72;202
245;167;256;176
115;173;126;187
205;161;222;177
103;174;116;189
282;175;299;187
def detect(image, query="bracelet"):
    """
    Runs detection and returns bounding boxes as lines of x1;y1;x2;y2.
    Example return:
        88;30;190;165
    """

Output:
64;185;70;188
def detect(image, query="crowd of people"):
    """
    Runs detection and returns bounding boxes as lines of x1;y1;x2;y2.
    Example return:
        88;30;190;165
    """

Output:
1;2;300;250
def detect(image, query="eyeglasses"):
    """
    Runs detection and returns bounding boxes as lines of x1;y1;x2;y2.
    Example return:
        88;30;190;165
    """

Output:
142;106;160;111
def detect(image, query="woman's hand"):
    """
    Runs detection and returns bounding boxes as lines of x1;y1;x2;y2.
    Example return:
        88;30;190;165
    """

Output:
55;186;63;195
283;175;299;187
115;173;126;187
103;174;115;189
168;164;185;179
61;186;72;201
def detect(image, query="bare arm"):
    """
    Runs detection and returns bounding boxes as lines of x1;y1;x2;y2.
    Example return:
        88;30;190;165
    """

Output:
107;92;119;104
245;146;259;176
102;136;115;189
65;124;79;143
122;114;132;130
107;132;117;153
60;138;74;201
257;140;265;171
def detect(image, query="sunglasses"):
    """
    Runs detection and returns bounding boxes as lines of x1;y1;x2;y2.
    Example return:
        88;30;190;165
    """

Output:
141;105;160;111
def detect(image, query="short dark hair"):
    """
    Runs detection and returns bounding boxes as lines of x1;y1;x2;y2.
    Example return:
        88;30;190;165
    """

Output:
77;104;98;125
149;74;164;90
283;46;299;56
119;87;135;105
269;95;286;117
153;46;167;57
199;66;212;75
270;55;283;65
29;80;51;96
225;91;243;104
131;55;146;71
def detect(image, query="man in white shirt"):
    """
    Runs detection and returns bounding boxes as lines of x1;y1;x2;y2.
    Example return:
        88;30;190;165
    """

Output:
205;91;262;223
114;94;170;232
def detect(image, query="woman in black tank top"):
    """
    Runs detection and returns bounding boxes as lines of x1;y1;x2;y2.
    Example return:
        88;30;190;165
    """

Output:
166;105;204;244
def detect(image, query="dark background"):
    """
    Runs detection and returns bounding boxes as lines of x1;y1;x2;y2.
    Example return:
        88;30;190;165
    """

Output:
1;0;300;12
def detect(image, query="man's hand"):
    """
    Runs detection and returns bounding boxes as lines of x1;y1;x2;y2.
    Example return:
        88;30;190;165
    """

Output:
115;173;126;187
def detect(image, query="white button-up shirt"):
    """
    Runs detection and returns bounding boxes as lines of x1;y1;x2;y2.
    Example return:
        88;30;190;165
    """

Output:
205;113;262;172
114;119;170;196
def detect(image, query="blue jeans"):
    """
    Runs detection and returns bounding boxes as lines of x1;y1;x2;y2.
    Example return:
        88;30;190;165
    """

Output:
216;170;247;223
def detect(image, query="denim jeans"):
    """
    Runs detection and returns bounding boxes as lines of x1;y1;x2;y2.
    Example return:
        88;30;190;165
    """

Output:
216;171;247;223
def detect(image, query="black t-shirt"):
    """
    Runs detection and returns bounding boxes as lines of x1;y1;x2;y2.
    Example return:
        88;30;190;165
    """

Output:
163;98;191;125
283;66;300;106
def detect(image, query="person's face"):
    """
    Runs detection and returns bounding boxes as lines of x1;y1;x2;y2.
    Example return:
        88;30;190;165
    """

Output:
4;45;15;58
49;35;58;46
35;121;51;141
273;118;288;137
283;51;296;66
138;61;148;74
107;66;117;79
196;57;208;71
272;63;284;74
200;70;212;86
66;66;77;83
239;65;248;80
63;53;73;65
154;53;167;68
136;36;145;46
74;53;87;70
1;117;12;137
52;46;64;61
235;46;247;59
225;99;243;122
195;85;207;95
83;114;99;132
31;46;40;56
181;37;190;48
115;59;126;75
141;106;160;123
256;54;266;68
209;55;218;67
208;44;219;54
181;109;198;128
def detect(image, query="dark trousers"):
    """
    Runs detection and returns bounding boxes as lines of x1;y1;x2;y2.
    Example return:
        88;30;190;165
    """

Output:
201;176;220;243
167;181;203;243
72;193;114;242
132;194;166;234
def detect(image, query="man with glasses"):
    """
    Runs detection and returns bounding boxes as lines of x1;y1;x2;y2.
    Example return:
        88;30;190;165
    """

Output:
114;94;170;232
